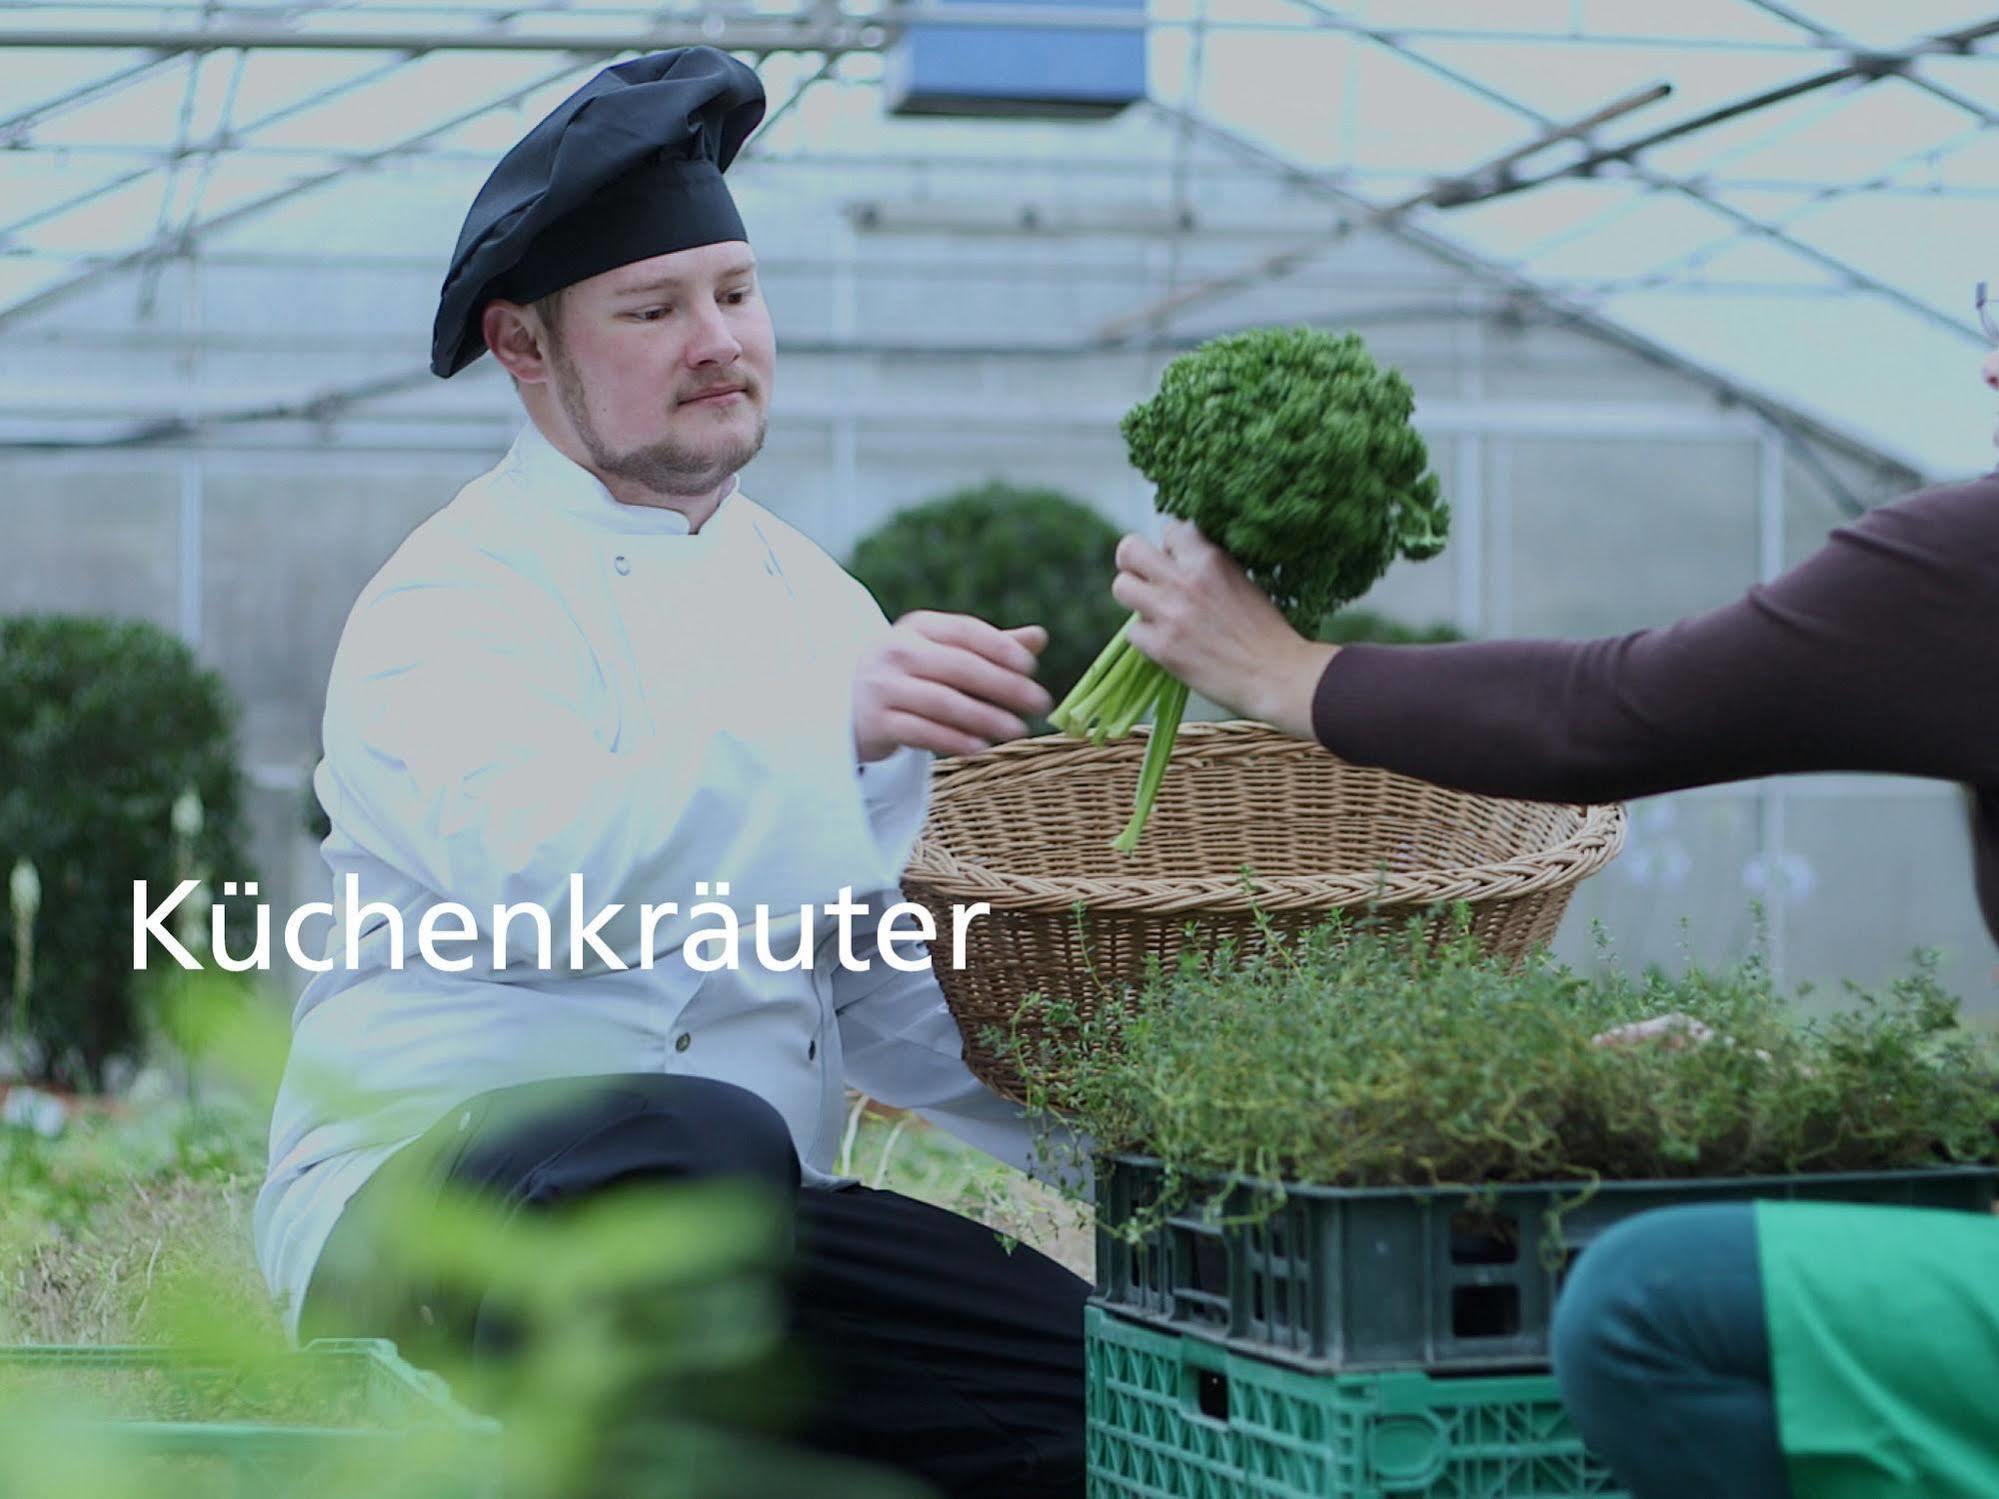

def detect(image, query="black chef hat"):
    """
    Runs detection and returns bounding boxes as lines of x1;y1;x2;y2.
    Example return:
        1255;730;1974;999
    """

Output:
430;46;765;378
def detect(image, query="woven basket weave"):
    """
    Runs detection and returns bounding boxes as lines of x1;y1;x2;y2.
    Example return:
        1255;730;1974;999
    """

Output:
901;720;1627;1102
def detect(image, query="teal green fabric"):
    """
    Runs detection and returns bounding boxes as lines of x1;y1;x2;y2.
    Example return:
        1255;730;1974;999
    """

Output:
1553;1203;1787;1498
1759;1200;1999;1498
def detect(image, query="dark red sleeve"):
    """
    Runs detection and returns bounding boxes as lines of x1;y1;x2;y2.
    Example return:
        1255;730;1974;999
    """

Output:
1310;476;1999;806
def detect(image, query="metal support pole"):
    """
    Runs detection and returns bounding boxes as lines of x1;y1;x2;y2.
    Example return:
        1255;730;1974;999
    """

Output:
1454;292;1486;636
1759;428;1787;581
177;456;203;649
176;233;204;651
832;214;860;554
1487;438;1514;637
0;19;890;51
1456;438;1485;638
1754;429;1789;983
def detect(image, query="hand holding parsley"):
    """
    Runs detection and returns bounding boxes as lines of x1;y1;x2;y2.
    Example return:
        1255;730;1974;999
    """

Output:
1052;326;1449;851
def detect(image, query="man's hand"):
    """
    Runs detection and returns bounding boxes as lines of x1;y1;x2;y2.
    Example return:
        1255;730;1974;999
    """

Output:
854;612;1052;761
1112;518;1336;740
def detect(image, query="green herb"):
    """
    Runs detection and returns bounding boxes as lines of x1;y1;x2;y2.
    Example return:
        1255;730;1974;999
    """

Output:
997;909;1999;1204
1049;326;1449;851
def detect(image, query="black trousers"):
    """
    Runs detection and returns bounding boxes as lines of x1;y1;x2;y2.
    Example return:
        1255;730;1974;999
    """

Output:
298;1074;1087;1499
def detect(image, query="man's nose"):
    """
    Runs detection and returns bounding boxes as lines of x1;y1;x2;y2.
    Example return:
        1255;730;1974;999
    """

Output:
1983;348;1999;391
685;300;743;365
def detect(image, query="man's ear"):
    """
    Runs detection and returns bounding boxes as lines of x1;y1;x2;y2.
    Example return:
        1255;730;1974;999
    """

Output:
483;300;551;383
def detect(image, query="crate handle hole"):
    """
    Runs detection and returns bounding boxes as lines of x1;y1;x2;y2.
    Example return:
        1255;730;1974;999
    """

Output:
1168;1227;1232;1301
1191;1368;1229;1423
1451;1282;1521;1339
1448;1211;1520;1265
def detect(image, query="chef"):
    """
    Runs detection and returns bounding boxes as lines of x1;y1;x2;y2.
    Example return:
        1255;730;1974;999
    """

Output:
254;46;1086;1498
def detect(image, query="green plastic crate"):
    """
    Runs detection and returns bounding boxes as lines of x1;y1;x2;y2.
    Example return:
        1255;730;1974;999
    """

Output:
1095;1154;1999;1373
0;1338;501;1499
1087;1305;1625;1499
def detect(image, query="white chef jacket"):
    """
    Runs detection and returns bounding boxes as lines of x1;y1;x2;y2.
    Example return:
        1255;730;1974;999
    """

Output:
254;420;1065;1338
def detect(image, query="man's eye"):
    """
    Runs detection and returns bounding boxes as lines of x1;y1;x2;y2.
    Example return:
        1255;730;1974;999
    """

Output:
725;290;749;305
637;306;670;321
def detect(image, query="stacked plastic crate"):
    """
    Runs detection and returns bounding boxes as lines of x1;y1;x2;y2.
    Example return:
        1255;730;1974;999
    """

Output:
0;1339;501;1498
1085;1154;1999;1498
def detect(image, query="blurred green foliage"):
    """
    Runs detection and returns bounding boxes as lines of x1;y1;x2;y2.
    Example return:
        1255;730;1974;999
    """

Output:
0;615;252;1089
1313;608;1466;646
303;772;331;844
0;1150;936;1499
0;980;1041;1498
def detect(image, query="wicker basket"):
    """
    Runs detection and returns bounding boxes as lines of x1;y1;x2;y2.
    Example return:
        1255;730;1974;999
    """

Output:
900;720;1627;1102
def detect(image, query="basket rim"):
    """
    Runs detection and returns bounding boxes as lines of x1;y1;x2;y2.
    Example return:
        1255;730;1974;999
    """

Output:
904;719;1627;914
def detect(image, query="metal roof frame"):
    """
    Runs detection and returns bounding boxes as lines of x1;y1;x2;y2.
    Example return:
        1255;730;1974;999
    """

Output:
0;44;858;333
4;2;1992;341
0;0;1975;482
1086;0;1994;350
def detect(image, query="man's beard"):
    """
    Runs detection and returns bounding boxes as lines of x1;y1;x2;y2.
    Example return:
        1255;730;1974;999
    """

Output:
550;345;767;499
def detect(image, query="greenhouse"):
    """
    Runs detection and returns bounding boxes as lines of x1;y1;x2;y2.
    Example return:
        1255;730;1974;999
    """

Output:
2;5;1997;1497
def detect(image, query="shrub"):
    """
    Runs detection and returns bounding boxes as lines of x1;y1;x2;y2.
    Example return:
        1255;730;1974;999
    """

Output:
0;616;252;1089
1314;607;1465;645
847;482;1127;724
302;771;330;843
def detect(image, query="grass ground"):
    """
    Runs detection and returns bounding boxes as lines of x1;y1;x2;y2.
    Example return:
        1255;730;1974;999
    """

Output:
0;1087;1093;1348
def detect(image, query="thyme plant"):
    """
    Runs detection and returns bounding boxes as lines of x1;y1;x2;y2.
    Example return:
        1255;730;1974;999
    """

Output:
997;909;1999;1206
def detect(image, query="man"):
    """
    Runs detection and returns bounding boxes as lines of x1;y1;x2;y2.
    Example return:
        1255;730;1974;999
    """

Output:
255;48;1086;1498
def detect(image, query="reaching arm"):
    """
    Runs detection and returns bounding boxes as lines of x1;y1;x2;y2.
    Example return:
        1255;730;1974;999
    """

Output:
1115;482;1999;803
1311;479;1999;803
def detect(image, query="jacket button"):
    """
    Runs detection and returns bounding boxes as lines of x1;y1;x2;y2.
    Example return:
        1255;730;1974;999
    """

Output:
674;1032;691;1053
613;555;631;575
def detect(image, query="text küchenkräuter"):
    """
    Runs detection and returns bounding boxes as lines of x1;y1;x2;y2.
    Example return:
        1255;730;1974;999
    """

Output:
131;875;989;974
